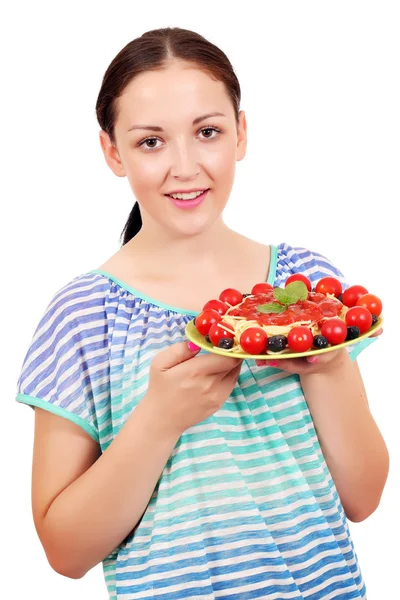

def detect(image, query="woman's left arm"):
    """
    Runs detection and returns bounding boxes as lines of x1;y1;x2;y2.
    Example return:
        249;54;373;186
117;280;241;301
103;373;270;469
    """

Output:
299;350;390;522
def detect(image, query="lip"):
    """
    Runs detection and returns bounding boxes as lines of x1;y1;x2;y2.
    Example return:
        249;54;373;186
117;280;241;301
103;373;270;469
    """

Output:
168;189;209;209
165;187;210;195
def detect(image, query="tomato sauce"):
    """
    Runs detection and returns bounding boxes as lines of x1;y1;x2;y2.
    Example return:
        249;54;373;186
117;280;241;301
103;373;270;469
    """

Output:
228;292;343;327
307;292;343;317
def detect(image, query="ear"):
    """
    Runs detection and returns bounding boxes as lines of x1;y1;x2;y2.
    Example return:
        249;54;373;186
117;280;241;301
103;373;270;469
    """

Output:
236;110;247;162
99;130;126;178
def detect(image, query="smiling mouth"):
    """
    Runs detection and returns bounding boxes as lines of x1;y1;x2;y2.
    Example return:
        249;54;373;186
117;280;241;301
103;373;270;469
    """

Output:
165;189;210;198
166;189;210;207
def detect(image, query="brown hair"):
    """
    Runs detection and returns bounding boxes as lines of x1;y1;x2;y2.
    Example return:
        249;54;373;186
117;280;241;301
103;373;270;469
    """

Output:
95;27;241;246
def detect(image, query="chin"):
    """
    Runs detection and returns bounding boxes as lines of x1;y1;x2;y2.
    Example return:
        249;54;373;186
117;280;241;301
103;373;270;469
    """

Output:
174;215;220;237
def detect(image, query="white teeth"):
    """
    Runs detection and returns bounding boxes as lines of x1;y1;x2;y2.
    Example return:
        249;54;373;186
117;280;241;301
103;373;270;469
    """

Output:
169;190;206;200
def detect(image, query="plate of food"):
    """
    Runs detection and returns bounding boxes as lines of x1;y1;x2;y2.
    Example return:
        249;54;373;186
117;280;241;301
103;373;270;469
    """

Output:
185;274;383;359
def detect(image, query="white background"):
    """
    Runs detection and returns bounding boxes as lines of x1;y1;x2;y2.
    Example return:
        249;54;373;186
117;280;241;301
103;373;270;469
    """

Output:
1;1;399;598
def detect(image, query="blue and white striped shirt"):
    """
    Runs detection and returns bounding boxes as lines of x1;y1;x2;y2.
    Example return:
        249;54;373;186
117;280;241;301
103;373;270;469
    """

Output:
16;243;376;599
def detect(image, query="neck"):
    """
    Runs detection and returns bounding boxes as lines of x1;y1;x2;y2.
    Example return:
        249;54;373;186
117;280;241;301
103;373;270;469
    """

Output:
125;219;243;276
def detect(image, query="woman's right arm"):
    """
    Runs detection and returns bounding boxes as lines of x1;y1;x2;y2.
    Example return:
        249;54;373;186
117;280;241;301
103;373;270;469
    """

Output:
33;400;181;580
33;340;242;580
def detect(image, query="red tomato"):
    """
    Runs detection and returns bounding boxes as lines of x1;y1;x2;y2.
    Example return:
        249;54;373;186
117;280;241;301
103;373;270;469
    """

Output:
285;274;312;292
287;326;314;352
320;318;348;344
195;309;222;336
239;327;268;355
315;277;343;298
356;293;383;317
345;306;373;333
202;299;228;316
219;288;243;306
251;282;274;295
208;321;235;346
342;285;368;308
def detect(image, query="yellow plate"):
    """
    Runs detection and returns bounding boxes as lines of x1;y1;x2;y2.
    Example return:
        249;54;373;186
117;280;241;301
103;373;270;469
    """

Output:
185;316;383;360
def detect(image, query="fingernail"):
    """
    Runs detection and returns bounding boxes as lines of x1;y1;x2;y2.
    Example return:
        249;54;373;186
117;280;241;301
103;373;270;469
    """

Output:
307;356;318;363
258;360;278;367
188;342;200;352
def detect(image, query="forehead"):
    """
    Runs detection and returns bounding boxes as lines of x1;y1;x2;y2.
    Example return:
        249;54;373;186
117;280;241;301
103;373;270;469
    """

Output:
116;64;232;129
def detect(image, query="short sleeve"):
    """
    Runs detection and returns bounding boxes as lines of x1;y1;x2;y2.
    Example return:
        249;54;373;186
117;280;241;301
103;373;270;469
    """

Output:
278;244;379;361
15;274;110;442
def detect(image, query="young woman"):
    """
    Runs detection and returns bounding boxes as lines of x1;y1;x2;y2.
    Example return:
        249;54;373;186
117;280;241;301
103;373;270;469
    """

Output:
16;27;389;600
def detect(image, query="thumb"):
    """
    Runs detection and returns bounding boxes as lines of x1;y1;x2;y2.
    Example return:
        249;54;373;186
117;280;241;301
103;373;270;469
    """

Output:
154;340;201;371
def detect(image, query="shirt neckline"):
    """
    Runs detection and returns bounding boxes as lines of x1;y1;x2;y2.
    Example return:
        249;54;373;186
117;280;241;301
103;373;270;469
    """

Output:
87;244;278;316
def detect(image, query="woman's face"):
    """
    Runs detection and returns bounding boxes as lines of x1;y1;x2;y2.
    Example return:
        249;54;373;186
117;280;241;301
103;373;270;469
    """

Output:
100;60;247;239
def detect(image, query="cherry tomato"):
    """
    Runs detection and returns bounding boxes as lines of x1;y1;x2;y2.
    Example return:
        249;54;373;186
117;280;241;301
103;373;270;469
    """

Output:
320;318;348;345
219;288;243;307
287;326;314;352
208;321;235;346
239;327;268;355
356;293;383;317
285;274;312;292
342;285;369;308
251;282;274;295
202;299;228;316
195;309;221;336
315;277;343;298
345;306;373;333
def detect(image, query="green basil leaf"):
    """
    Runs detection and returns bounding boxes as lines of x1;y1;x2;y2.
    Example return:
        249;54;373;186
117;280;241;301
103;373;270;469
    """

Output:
286;281;308;301
274;281;308;305
274;287;291;305
257;303;287;314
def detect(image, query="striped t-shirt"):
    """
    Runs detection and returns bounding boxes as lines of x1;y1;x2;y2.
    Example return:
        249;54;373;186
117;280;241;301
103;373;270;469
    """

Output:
16;242;377;599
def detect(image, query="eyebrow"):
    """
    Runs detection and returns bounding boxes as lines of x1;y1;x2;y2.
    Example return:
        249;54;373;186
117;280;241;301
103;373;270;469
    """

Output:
127;112;227;133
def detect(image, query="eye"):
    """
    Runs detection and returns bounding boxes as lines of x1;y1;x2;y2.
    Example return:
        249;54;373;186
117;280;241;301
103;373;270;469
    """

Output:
137;126;222;152
199;126;222;139
138;137;161;151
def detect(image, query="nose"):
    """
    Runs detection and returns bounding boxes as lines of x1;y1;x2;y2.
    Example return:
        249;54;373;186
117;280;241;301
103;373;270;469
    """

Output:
170;140;200;179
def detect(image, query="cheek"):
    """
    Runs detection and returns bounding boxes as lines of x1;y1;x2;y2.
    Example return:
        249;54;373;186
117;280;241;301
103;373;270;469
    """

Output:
132;157;161;178
202;143;237;176
126;157;164;194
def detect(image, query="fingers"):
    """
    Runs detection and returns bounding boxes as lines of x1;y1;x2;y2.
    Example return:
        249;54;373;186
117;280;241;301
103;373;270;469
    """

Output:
255;357;313;374
196;354;243;375
254;349;347;374
370;327;383;338
222;362;242;385
255;358;279;367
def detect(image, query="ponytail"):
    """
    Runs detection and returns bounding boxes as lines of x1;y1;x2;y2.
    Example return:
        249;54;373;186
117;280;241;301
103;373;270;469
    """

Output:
120;202;142;246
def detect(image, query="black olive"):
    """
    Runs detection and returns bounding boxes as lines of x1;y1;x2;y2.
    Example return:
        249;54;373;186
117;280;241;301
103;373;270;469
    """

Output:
313;335;329;349
205;334;211;343
371;313;378;326
346;326;361;341
267;335;288;353
218;337;234;349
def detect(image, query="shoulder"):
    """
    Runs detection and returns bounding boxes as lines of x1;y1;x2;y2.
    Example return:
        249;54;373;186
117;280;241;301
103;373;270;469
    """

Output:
41;271;110;319
275;242;348;288
17;270;113;388
28;271;112;354
16;271;112;442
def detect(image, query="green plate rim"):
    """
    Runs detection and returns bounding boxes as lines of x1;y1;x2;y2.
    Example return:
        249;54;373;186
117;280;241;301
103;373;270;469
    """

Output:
185;316;383;359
